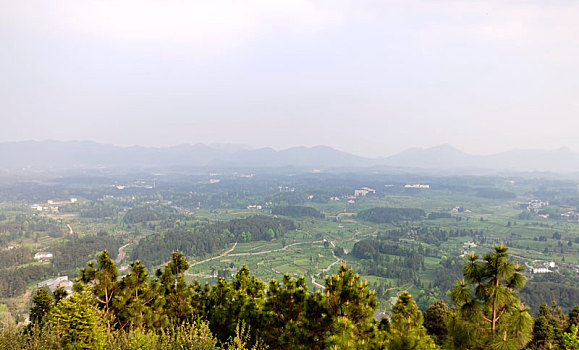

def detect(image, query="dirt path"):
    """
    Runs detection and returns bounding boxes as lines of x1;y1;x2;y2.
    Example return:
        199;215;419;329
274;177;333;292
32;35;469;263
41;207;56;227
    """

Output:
321;248;340;273
115;243;131;264
311;245;342;290
227;240;323;257
188;238;346;290
190;242;238;267
311;276;325;289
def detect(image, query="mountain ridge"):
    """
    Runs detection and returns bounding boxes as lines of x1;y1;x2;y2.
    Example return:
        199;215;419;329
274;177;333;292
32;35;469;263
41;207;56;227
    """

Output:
1;140;579;173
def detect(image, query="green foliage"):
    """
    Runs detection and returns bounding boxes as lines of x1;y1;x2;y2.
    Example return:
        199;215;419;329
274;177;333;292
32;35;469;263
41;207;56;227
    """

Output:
0;324;63;350
427;212;452;220
123;206;175;224
114;260;166;329
324;265;378;348
529;302;567;349
520;281;579;312
157;251;193;325
262;274;310;348
475;188;516;199
271;205;324;218
357;207;425;223
225;322;267;350
50;290;106;349
206;265;266;344
79;202;117;218
51;233;122;273
351;236;426;285
0;248;32;269
29;288;54;326
561;324;579;350
387;291;438;350
423;301;450;345
10;248;579;350
569;306;579;332
449;244;533;350
131;215;295;267
77;249;119;328
0;264;48;298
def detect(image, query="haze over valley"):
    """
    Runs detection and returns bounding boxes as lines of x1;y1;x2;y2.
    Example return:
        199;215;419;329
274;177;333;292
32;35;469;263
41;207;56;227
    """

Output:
2;1;579;349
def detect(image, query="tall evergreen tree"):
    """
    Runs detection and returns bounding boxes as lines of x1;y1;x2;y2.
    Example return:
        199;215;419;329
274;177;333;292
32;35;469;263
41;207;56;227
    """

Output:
29;288;54;326
262;274;309;349
424;300;450;345
157;251;193;325
77;249;119;329
50;289;106;349
206;265;266;345
529;303;567;350
114;260;167;329
324;264;378;349
568;305;579;332
449;244;533;350
387;291;438;350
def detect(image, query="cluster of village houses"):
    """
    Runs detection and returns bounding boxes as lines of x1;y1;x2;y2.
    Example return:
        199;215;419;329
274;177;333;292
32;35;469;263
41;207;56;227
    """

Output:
30;198;77;213
246;184;433;209
37;276;74;295
32;251;74;295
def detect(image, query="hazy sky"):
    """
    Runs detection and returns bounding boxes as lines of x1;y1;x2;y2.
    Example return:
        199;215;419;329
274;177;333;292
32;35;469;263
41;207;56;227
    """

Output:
1;1;579;157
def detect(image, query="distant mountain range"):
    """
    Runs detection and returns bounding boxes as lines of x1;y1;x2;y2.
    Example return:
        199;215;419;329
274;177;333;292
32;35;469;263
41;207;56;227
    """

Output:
1;141;579;173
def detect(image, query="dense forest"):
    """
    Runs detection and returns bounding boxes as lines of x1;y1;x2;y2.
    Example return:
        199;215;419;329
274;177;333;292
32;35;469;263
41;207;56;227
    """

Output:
2;245;579;349
357;207;425;223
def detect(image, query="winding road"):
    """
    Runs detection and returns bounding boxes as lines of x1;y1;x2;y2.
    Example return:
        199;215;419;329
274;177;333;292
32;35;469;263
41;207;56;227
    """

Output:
182;222;383;293
188;237;344;291
190;242;238;267
115;243;132;264
227;240;324;257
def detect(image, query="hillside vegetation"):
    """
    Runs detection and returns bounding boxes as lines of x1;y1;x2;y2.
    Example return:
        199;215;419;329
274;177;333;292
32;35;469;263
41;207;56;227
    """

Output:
2;246;579;349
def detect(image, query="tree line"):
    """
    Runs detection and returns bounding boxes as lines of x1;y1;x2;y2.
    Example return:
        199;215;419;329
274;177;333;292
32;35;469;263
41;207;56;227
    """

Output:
131;215;295;267
2;244;579;349
271;205;324;218
357;207;425;223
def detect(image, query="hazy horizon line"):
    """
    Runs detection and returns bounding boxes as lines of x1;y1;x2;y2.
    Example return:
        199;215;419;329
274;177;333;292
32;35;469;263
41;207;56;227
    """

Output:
2;139;577;159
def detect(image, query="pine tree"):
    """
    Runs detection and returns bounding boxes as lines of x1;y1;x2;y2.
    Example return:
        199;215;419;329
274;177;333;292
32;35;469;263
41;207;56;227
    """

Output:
262;274;309;349
324;264;378;349
424;300;450;345
206;265;266;344
530;302;567;349
387;291;438;350
29;288;54;326
449;244;533;350
77;249;119;329
568;306;579;332
157;251;193;325
114;260;167;330
50;289;106;349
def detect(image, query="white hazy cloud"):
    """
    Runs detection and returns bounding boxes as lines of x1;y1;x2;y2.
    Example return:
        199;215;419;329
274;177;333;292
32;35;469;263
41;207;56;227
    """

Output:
1;0;579;157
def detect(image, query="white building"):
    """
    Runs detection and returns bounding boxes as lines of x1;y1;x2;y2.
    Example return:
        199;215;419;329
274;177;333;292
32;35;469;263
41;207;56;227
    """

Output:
354;187;376;197
405;184;430;189
37;276;73;294
34;252;54;262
